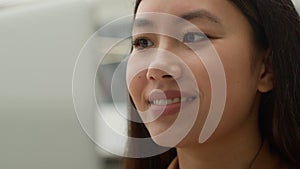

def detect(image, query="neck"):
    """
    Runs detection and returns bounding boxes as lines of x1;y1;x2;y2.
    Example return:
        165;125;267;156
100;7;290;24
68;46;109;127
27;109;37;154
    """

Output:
176;113;263;169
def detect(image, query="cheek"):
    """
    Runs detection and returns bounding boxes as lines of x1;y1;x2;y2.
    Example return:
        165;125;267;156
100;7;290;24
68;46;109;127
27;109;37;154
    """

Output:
128;71;148;110
206;42;260;139
219;43;258;106
216;35;259;102
188;58;211;113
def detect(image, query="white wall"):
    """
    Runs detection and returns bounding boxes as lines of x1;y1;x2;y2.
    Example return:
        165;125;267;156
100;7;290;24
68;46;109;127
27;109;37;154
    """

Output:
0;0;101;169
88;0;134;27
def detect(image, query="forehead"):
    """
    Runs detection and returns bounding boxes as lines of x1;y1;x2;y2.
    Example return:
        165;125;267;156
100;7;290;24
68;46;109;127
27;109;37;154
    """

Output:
136;0;251;35
137;0;230;16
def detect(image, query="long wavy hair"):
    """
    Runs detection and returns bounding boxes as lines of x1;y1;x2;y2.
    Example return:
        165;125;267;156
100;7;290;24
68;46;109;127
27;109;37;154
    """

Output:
123;0;300;168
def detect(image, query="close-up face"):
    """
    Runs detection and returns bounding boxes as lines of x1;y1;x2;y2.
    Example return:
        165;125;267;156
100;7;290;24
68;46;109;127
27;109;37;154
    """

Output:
126;0;271;147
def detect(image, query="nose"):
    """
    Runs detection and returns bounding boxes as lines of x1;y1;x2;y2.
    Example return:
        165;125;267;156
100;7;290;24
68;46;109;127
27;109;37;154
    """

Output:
146;60;182;81
145;38;183;81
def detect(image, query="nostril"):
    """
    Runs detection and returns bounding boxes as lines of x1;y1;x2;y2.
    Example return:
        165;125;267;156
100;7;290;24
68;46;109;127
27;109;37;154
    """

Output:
146;64;182;80
147;73;172;80
149;76;155;80
162;74;173;79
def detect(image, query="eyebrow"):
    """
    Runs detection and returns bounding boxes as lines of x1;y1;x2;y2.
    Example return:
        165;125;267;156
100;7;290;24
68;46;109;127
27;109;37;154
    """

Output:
180;10;222;24
133;9;222;28
133;17;154;27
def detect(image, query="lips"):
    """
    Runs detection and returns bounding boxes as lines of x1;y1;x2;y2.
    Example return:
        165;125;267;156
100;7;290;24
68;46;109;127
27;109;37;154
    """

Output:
148;90;197;116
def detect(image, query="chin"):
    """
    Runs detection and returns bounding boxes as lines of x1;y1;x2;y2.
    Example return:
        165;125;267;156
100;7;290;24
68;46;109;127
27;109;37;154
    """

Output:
146;118;198;148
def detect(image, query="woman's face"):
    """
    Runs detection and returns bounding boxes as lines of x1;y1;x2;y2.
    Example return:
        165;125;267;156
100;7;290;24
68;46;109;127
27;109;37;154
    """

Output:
127;0;270;146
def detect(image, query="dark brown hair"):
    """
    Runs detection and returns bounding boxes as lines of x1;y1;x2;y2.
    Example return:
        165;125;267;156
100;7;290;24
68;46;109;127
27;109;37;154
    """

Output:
123;0;300;168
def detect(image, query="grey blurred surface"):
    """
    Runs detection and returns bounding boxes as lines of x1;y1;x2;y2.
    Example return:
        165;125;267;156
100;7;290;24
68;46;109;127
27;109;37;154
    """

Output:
292;0;300;13
0;0;101;168
1;0;296;168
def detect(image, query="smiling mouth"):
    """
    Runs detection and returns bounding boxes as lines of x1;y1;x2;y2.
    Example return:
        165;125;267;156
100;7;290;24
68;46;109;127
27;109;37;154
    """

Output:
147;90;198;116
150;96;197;106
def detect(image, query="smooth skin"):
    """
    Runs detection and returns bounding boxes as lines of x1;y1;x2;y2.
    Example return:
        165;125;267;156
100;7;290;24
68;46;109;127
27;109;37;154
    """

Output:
127;0;275;168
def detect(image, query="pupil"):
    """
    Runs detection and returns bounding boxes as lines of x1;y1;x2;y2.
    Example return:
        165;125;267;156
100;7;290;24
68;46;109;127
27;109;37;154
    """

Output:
185;34;194;42
140;39;148;47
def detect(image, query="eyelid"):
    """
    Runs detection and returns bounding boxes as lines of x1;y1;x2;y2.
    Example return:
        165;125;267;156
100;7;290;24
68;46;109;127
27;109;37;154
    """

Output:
132;36;155;50
131;36;152;45
132;34;152;43
182;31;209;43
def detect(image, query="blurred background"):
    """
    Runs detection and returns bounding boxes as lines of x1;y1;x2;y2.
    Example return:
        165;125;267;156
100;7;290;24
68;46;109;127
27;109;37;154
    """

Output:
0;0;133;169
0;0;299;169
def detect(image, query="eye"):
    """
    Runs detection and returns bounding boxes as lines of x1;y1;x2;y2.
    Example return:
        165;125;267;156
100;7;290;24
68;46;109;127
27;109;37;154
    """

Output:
132;38;154;50
182;32;207;43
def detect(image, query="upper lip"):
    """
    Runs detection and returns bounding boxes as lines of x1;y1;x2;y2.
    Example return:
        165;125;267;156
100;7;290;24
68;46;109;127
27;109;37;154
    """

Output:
147;89;197;103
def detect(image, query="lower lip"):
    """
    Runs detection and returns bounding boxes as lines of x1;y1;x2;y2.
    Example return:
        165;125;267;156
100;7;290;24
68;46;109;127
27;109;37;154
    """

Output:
149;100;193;116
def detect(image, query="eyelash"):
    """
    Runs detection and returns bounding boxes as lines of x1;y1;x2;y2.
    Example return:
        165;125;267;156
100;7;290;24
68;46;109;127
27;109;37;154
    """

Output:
132;32;212;50
132;37;154;50
182;31;210;43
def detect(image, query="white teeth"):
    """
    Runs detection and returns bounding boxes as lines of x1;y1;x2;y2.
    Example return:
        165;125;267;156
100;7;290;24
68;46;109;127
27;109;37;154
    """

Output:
151;97;195;105
180;97;187;102
173;98;180;103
